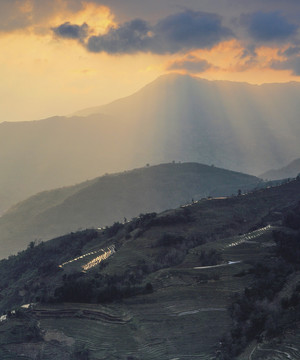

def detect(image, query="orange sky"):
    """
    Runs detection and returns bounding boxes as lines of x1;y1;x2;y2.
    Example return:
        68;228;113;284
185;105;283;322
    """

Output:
0;0;299;122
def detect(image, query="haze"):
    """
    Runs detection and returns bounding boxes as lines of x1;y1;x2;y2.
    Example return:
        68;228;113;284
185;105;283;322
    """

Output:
0;0;299;122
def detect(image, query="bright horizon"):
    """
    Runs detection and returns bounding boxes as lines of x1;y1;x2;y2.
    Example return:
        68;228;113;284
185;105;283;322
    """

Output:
1;73;299;124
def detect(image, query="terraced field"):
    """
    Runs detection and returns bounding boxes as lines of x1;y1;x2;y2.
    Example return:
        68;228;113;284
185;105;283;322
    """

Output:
59;245;116;273
1;179;300;359
238;331;300;360
0;225;278;360
1;227;299;359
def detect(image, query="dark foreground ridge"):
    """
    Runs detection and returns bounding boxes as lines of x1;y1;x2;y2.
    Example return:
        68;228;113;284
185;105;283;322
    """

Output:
0;177;300;359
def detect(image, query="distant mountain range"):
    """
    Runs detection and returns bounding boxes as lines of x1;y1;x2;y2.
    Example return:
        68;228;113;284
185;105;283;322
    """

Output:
0;162;260;259
260;158;300;180
1;74;300;213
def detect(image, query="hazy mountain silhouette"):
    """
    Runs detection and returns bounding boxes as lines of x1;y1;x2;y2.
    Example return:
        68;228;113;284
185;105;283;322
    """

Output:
0;162;260;259
1;74;299;213
260;158;300;180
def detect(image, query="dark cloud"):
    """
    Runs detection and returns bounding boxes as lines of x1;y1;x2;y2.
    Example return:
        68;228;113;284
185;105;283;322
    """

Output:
273;45;300;75
152;10;233;53
1;0;299;33
243;11;298;42
271;56;300;75
86;10;233;54
167;57;212;73
91;0;300;24
282;46;300;57
88;19;151;53
239;44;257;59
52;22;89;41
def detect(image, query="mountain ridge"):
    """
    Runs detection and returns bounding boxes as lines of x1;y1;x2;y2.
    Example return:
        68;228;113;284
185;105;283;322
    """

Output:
72;73;300;117
0;162;260;259
260;158;300;180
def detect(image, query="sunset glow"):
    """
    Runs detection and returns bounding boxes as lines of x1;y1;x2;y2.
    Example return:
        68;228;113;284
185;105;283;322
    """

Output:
0;0;299;121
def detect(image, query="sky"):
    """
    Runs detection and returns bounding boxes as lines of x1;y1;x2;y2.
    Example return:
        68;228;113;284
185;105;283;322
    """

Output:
0;0;300;122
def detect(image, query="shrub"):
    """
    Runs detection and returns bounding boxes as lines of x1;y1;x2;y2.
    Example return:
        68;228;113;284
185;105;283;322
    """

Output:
156;233;185;247
198;249;222;266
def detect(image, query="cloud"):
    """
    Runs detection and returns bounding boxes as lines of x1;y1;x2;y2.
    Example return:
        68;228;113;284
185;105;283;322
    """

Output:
88;18;151;53
239;44;257;59
90;0;300;24
167;56;213;73
0;0;32;32
272;43;300;76
52;22;89;41
271;56;300;76
86;10;234;54
282;46;300;57
0;0;113;34
150;11;234;53
243;11;298;42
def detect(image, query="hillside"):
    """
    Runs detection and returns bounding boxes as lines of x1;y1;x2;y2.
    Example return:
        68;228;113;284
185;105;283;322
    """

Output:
0;162;260;259
1;74;300;213
0;178;300;359
260;158;300;180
